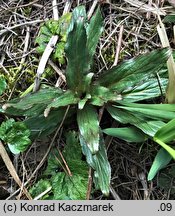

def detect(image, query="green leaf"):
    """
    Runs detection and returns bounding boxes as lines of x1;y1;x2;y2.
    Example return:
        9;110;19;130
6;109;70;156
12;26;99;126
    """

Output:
29;179;51;199
115;102;175;122
107;105;142;124
90;85;122;106
86;7;103;66
121;78;168;102
3;86;62;113
135;121;165;137
103;127;146;142
0;119;31;153
77;104;100;154
97;48;171;90
52;172;88;200
0;119;15;140
163;14;175;23
44;90;79;117
0;76;6;95
25;108;74;139
65;6;89;93
153;118;175;143
148;148;172;181
80;134;111;195
35;14;71;64
45;131;88;200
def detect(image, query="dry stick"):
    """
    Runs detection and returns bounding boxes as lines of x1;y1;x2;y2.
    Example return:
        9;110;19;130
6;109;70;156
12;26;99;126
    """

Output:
57;148;72;176
113;25;124;67
63;0;72;15
1;0;40;10
87;0;99;20
86;168;93;200
48;59;66;83
0;19;45;36
33;0;59;92
0;141;32;200
6;106;70;200
33;35;59;92
123;0;165;15
34;186;52;200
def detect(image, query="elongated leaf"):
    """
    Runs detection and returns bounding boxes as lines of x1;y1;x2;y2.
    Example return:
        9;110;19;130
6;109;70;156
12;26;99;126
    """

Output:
107;105;143;124
154;118;175;143
135;121;165;137
65;6;88;92
44;90;79;117
148;148;172;181
97;48;171;90
80;134;111;195
24;108;74;139
2;86;62;111
122;78;168;102
103;127;146;142
86;7;103;67
115;102;175;122
154;138;175;160
77;104;99;154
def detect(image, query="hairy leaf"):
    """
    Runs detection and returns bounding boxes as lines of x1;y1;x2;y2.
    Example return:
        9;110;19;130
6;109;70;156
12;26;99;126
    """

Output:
77;104;100;154
148;148;172;181
103;127;146;142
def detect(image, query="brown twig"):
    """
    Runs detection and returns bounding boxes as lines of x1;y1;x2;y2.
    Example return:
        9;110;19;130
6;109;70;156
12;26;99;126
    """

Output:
0;141;32;200
86;167;93;200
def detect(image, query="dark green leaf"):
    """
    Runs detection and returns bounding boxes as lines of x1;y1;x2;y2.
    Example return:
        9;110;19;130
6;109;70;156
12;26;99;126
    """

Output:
0;119;31;153
44;90;79;117
65;6;89;93
86;7;103;67
148;148;172;181
29;179;51;199
90;85;122;106
163;14;175;23
80;134;111;195
121;78;168;102
24;108;73;139
0;76;6;95
77;104;100;154
3;86;62;111
103;127;146;142
97;48;171;90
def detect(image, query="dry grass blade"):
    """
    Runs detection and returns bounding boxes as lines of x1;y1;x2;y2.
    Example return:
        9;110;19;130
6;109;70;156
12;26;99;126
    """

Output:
0;141;32;200
124;0;166;15
157;16;175;103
